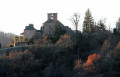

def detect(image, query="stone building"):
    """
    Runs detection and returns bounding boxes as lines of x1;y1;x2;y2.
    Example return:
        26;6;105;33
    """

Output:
21;13;72;40
15;13;73;47
21;24;37;40
41;13;65;36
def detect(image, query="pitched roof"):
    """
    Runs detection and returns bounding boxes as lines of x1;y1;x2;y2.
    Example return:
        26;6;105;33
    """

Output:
44;19;55;23
25;24;36;30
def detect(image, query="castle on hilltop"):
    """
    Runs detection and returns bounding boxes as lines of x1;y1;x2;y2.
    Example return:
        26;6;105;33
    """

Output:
20;13;72;40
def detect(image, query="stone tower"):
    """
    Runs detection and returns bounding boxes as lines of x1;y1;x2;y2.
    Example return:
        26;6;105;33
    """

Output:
41;13;58;36
48;13;57;21
41;13;72;36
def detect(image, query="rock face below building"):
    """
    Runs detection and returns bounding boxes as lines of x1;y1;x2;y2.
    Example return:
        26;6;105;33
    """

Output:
21;13;72;40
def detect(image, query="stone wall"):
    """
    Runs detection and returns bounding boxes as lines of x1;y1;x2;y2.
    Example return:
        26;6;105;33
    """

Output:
0;46;27;56
0;45;35;56
15;42;28;47
42;23;56;35
24;30;36;39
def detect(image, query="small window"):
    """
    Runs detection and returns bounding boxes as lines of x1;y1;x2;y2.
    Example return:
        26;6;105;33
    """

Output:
51;14;54;19
51;17;53;19
51;14;54;16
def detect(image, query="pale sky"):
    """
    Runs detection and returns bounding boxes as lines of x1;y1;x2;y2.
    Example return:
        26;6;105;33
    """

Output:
0;0;120;35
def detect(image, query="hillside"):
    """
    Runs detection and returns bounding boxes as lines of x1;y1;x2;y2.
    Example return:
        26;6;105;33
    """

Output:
0;31;120;77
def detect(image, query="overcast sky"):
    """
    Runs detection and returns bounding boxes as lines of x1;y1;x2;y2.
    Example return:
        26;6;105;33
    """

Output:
0;0;120;35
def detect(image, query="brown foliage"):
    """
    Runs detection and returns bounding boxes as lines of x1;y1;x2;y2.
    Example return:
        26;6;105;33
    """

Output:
56;34;72;47
83;53;100;67
35;34;52;45
114;41;120;53
7;49;32;60
83;53;100;71
74;59;82;69
101;40;110;52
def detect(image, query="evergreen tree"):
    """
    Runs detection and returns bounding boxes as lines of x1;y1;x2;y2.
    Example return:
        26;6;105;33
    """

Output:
14;36;19;42
116;17;120;32
83;9;94;33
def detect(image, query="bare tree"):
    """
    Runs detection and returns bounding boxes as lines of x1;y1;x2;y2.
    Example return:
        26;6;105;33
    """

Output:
98;19;106;31
70;13;81;70
70;13;80;31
